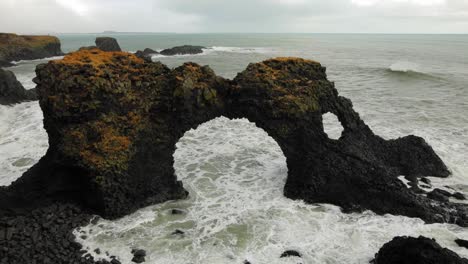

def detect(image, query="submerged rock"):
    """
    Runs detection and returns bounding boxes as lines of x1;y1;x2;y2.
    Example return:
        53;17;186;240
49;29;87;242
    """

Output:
373;236;468;264
160;45;205;56
455;239;468;249
2;50;466;226
0;33;64;62
95;37;121;52
280;250;302;258
0;68;37;105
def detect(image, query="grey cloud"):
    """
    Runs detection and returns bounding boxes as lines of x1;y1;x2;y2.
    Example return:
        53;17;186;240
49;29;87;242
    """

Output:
0;0;467;33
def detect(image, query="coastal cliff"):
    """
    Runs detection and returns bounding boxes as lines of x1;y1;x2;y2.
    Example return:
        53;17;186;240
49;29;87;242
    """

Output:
0;33;63;64
2;49;465;226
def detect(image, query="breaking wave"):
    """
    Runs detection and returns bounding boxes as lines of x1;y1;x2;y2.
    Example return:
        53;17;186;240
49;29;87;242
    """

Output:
385;62;441;80
11;56;65;64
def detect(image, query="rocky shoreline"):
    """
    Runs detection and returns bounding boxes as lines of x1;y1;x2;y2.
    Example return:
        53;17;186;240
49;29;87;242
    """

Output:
1;48;468;263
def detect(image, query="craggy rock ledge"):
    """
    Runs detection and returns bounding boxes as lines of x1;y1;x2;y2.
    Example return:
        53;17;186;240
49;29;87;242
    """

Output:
2;49;467;227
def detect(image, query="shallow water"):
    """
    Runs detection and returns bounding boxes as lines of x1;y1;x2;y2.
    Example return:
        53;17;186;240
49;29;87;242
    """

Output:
1;34;468;263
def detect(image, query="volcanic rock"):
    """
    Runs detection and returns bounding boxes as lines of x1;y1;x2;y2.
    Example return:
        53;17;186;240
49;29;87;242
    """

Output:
0;68;37;105
160;45;205;56
95;37;121;52
1;50;467;227
0;33;63;62
372;236;468;264
135;48;157;62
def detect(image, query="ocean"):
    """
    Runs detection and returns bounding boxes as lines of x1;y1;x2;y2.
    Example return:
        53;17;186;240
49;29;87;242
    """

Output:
1;33;468;263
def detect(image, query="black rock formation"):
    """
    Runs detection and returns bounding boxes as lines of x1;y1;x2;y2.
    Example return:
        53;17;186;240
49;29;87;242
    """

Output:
1;51;466;226
0;68;37;105
373;236;468;264
95;37;122;52
160;45;205;56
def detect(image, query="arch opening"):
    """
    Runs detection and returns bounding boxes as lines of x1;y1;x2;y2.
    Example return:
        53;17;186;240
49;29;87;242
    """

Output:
322;112;344;140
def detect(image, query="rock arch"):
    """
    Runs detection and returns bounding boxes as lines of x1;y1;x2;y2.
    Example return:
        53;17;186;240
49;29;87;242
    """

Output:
3;49;467;226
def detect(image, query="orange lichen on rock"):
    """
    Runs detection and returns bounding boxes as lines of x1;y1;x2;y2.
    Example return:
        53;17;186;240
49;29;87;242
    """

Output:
54;49;144;72
63;119;134;173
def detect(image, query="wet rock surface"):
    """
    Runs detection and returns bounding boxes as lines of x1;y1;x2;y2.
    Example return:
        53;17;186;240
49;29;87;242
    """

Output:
0;33;63;62
0;68;37;105
1;50;467;263
95;37;122;52
373;236;468;264
160;45;205;56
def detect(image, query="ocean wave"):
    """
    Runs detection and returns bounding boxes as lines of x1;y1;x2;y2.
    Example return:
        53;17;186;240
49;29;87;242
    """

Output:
385;62;442;80
151;46;271;59
11;56;65;64
208;46;271;54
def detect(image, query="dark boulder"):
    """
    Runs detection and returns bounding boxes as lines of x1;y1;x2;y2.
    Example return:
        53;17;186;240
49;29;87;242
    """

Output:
95;37;121;52
131;249;146;263
143;48;157;54
2;50;466;227
135;48;157;62
373;236;468;264
0;68;37;105
0;33;64;62
171;209;185;215
160;45;205;56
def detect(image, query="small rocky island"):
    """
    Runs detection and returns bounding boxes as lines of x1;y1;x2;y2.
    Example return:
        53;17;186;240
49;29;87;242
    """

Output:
0;33;64;66
1;49;467;263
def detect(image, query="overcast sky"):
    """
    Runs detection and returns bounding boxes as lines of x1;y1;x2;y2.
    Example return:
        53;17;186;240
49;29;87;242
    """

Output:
1;0;467;34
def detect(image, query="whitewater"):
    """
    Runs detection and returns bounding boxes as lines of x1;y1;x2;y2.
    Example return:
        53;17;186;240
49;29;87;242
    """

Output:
1;33;467;263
